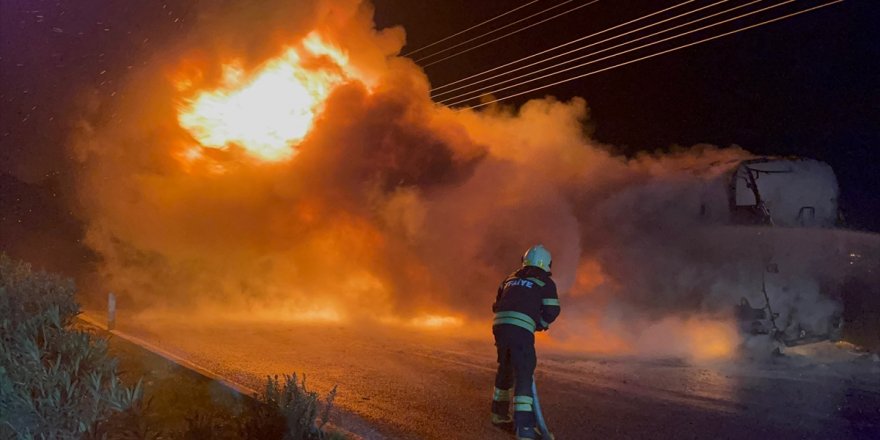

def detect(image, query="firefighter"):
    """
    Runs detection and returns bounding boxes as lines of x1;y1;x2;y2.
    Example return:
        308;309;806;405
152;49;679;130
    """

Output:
491;244;560;439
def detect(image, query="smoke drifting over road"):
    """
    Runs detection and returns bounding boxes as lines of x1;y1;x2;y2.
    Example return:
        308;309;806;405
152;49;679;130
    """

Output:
69;0;862;359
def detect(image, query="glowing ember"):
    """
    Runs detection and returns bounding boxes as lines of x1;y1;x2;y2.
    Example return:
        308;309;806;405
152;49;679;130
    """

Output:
413;314;464;328
203;303;345;324
377;314;465;329
177;34;349;161
688;321;738;360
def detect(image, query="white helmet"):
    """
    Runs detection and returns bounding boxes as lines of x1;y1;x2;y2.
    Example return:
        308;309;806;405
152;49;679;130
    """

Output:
522;244;552;271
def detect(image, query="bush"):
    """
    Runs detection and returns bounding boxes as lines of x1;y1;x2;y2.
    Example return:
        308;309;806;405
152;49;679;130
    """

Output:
0;254;147;439
0;254;343;439
254;373;337;440
182;373;340;440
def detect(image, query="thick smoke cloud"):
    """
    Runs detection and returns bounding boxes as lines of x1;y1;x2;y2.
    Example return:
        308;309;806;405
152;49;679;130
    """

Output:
69;0;863;357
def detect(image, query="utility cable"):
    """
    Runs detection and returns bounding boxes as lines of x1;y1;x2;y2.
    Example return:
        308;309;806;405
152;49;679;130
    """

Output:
403;0;542;57
462;0;844;110
418;0;601;67
443;0;782;106
415;0;577;63
433;0;725;99
431;0;697;93
439;0;757;104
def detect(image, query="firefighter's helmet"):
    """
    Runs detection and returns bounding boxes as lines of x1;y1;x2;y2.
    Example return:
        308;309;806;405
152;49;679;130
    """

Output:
522;245;552;271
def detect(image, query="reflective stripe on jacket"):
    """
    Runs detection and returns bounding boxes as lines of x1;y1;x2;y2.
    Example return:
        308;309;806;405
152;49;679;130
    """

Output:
492;266;560;333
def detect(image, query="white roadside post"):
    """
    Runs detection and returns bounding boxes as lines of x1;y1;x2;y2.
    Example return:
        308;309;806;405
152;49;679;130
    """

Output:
108;292;116;331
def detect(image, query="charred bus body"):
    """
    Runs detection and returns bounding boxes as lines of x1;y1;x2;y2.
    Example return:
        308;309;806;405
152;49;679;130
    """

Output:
726;158;840;228
699;158;876;349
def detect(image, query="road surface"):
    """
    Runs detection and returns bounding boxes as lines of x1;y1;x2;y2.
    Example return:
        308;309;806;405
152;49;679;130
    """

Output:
102;313;880;439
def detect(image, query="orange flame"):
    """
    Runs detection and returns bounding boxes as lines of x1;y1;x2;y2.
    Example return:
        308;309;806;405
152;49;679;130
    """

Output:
177;34;350;161
686;320;738;360
411;314;464;329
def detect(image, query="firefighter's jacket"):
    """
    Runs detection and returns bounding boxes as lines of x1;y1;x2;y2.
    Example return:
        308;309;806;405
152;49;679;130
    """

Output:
492;266;560;333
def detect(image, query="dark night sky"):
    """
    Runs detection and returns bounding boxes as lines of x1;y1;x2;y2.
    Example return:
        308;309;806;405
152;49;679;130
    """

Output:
0;0;878;275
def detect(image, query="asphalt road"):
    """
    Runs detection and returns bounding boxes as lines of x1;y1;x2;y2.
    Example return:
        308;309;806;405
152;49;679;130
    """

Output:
107;314;880;439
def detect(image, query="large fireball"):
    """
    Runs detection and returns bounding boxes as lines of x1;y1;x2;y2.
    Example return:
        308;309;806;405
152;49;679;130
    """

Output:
177;34;349;161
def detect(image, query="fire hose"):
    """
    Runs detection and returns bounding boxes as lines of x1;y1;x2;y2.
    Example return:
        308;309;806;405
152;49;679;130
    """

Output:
532;376;555;439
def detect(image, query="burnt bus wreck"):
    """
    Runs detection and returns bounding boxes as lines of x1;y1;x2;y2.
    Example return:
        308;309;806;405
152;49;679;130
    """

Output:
726;158;841;228
704;158;852;348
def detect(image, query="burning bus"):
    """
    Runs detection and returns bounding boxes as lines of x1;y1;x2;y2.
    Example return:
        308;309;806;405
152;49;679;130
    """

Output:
698;157;866;348
724;158;840;228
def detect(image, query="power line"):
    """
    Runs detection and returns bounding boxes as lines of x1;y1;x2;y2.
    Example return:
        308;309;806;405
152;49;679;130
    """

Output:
462;0;844;110
431;0;697;93
415;0;578;63
439;0;756;105
443;0;780;106
432;0;723;99
403;1;542;57
419;0;601;67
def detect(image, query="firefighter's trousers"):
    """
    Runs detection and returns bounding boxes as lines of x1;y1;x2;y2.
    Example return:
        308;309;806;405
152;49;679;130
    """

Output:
492;324;537;429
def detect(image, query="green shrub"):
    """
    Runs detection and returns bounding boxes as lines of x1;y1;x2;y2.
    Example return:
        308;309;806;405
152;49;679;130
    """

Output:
0;254;147;439
256;373;337;440
1;254;343;439
182;373;339;440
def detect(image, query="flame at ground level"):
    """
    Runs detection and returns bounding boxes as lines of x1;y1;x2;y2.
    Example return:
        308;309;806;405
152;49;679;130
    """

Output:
129;298;738;360
637;318;739;360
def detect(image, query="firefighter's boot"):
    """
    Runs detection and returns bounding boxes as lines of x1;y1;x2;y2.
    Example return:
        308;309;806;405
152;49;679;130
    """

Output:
516;425;538;440
491;387;514;431
491;413;514;431
514;395;537;439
